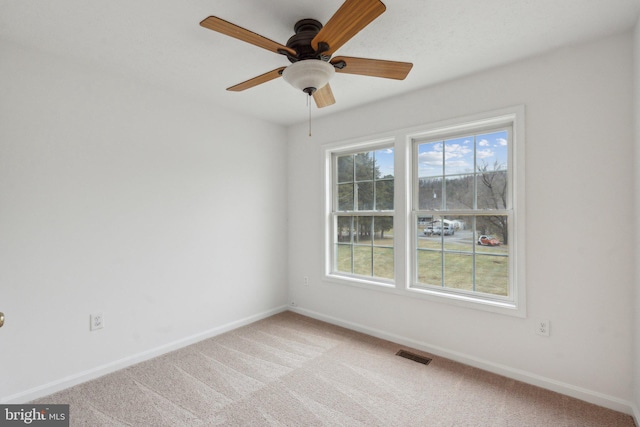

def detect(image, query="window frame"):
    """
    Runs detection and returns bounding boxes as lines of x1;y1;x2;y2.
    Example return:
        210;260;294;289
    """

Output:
410;124;515;306
323;106;525;317
325;138;397;288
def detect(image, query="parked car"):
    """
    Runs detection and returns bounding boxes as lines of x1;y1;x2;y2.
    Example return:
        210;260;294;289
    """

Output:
424;225;455;236
478;235;501;246
434;225;455;235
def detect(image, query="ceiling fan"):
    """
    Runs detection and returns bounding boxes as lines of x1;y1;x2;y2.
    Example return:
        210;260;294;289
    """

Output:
200;0;413;108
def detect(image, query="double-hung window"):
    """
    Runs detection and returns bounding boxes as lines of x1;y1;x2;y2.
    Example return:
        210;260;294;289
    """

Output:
412;126;513;303
329;143;395;283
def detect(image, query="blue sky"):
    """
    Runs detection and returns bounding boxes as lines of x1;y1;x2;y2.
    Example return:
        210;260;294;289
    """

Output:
418;130;508;177
375;147;394;177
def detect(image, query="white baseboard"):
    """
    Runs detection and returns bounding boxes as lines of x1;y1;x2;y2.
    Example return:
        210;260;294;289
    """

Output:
291;307;637;419
2;306;288;404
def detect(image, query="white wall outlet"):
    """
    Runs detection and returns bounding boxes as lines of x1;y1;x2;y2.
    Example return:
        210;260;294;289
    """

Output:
535;319;550;336
303;276;309;286
90;313;104;331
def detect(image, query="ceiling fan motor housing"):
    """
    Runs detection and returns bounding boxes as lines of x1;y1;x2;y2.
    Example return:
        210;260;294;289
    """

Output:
285;19;329;62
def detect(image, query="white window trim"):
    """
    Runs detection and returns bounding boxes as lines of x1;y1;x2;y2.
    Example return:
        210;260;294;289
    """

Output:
322;105;526;317
323;136;398;288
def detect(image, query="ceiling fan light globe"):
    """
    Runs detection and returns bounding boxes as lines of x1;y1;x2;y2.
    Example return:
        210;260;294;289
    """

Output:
282;60;335;94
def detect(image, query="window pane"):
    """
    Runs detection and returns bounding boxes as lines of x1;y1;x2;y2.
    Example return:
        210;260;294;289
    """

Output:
476;216;508;253
442;216;471;252
418;177;443;210
475;254;509;296
417;217;441;249
335;244;352;273
336;216;353;243
337;183;354;211
375;179;394;210
417;141;443;178
445;175;474;210
353;246;372;276
444;136;474;176
355;152;374;181
417;250;442;285
476;131;508;172
337;155;354;183
356;182;374;210
354;217;373;244
443;252;473;291
373;217;394;246
375;148;394;178
373;247;394;279
477;171;507;210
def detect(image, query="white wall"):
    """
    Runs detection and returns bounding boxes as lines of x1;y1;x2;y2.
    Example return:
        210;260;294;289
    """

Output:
288;32;636;412
0;40;289;402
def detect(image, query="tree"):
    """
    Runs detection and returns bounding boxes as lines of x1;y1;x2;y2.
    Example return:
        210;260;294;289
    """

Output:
477;160;508;244
336;152;394;240
417;159;508;244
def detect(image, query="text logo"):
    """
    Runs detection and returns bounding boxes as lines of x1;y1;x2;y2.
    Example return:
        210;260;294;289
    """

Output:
0;405;69;426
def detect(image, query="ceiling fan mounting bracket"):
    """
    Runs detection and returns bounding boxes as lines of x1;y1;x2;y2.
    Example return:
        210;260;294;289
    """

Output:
316;42;331;58
332;60;347;70
293;19;322;34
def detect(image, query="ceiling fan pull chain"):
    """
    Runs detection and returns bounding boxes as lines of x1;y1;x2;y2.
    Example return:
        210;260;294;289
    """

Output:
308;94;312;137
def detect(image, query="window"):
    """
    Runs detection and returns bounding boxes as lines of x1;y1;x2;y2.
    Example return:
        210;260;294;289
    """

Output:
331;145;395;283
413;128;512;301
324;107;524;316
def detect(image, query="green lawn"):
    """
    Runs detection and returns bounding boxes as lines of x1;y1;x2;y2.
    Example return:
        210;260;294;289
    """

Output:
417;250;509;296
337;235;509;296
337;236;394;280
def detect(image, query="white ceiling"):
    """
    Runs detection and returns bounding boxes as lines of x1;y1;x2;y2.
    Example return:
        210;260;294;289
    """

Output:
1;0;639;126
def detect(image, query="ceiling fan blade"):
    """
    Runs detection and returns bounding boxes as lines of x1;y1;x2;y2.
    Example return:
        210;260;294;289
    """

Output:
227;67;286;92
313;84;336;108
331;56;413;80
312;0;386;56
200;16;296;56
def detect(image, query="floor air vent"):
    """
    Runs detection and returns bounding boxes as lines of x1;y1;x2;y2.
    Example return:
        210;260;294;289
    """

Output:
396;350;432;365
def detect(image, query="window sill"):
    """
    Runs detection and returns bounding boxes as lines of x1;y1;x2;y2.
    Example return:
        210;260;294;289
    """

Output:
323;273;525;318
325;273;396;290
407;285;525;317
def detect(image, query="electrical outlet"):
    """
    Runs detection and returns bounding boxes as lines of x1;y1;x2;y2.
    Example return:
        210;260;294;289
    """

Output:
536;319;550;336
303;276;309;286
90;313;104;331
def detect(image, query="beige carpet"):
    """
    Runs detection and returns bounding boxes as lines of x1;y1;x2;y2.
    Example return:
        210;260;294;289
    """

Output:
34;311;634;426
